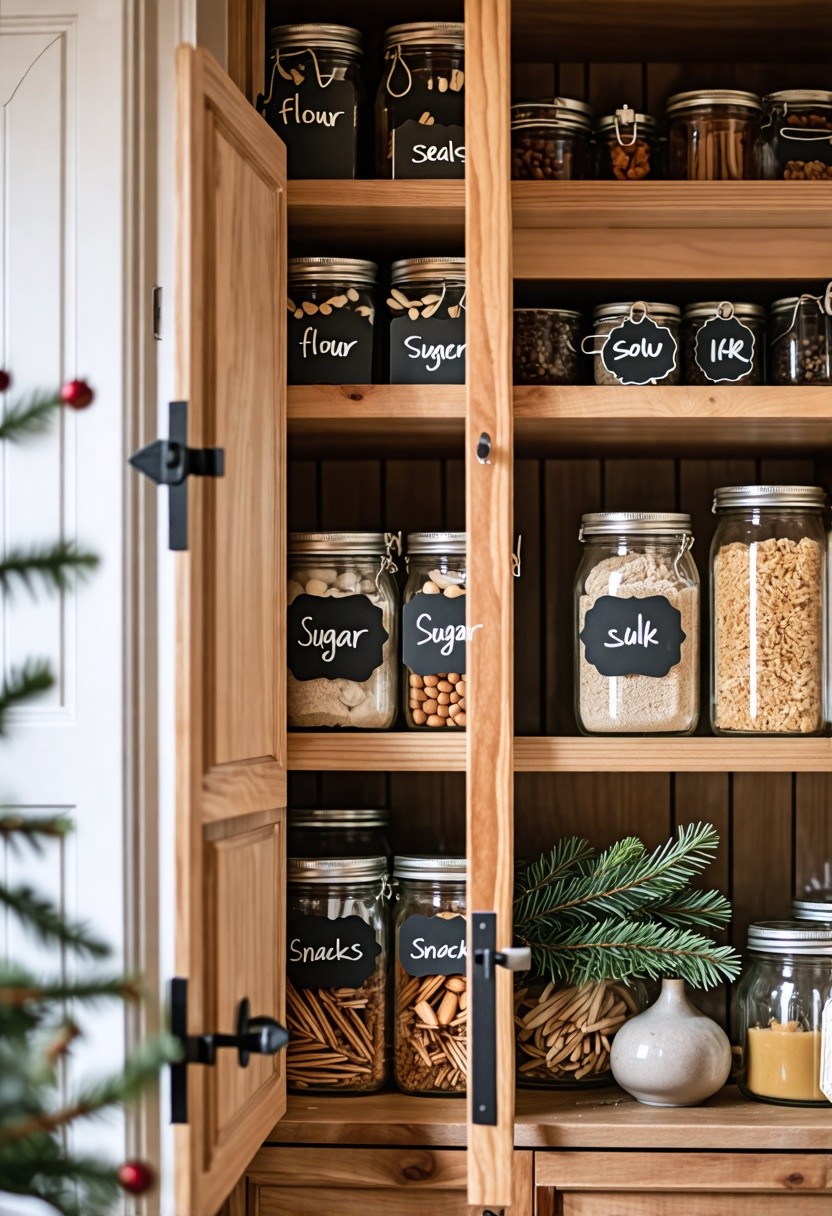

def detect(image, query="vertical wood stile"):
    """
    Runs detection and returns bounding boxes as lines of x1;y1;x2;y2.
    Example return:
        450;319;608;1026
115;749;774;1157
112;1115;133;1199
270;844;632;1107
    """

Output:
465;0;515;1206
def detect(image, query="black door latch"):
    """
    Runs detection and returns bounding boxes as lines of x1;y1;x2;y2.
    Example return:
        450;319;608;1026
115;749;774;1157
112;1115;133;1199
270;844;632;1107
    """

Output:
471;913;531;1127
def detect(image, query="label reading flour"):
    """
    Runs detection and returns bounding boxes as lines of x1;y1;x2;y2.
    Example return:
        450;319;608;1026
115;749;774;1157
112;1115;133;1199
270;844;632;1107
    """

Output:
390;316;466;384
287;310;373;385
399;913;467;977
601;315;678;386
265;75;357;179
694;313;756;384
287;914;381;990
287;593;388;682
402;592;481;675
580;594;686;678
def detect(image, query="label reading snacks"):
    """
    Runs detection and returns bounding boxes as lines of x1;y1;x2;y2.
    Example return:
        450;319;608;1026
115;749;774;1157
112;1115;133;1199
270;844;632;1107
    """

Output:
403;592;480;675
601;316;678;386
287;914;381;990
266;76;356;179
392;80;465;179
390;316;466;384
288;593;388;682
580;594;686;678
399;914;467;977
694;314;756;384
287;311;373;385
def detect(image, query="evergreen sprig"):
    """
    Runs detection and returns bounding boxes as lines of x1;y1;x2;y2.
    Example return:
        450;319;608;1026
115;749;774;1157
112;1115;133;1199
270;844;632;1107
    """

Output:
0;391;61;442
0;540;99;598
0;661;54;735
0;885;109;960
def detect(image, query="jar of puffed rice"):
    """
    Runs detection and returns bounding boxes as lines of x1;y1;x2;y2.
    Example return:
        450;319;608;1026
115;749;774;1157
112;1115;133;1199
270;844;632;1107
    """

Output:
711;486;827;735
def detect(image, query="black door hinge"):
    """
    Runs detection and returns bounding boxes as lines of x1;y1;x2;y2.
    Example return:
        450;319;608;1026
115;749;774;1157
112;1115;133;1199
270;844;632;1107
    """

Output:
471;913;531;1127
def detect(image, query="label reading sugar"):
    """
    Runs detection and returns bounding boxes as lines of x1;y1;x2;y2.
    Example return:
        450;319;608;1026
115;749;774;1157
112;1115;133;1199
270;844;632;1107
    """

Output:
694;314;756;384
601;315;678;386
390;316;466;384
265;74;356;179
287;310;373;385
287;914;381;990
402;593;480;675
287;593;388;682
399;913;467;977
390;78;465;179
580;594;686;678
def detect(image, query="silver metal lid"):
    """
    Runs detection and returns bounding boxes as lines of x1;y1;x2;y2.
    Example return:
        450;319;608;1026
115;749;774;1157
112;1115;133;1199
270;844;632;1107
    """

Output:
406;531;466;555
288;855;388;883
288;257;377;287
268;24;363;55
595;110;658;136
770;295;832;315
667;89;762;115
390;257;465;286
794;895;832;922
748;919;832;955
511;98;593;133
712;485;825;511
580;512;692;537
683;301;766;322
394;855;467;881
289;808;390;830
764;90;832;109
289;531;393;554
592;301;681;323
514;307;582;319
384;22;465;51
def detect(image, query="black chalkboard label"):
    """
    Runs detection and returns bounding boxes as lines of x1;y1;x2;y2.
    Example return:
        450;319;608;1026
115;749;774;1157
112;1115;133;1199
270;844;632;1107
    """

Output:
694;314;756;384
393;121;466;179
287;310;373;385
287;593;388;682
390;316;466;384
287;914;381;990
601;316;678;386
398;913;466;977
265;72;356;179
580;594;686;678
403;593;477;675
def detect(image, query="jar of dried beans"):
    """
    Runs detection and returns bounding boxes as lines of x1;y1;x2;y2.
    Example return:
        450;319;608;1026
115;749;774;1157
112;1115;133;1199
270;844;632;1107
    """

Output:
513;308;583;385
288;808;391;860
575;513;700;735
682;301;765;386
394;855;467;1095
594;105;658;180
287;258;376;384
286;855;390;1093
667;90;762;180
510;98;593;180
376;23;465;179
388;257;466;384
287;531;400;729
584;302;681;387
762;90;832;180
769;292;832;386
711;485;827;735
402;532;468;730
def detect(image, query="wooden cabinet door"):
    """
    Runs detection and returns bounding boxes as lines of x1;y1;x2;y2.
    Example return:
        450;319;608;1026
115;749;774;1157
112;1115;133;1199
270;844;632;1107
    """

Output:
174;44;287;1216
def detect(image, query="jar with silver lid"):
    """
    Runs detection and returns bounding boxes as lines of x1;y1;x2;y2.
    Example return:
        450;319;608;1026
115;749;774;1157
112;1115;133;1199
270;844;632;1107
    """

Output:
711;486;826;735
667;90;762;180
794;895;832;922
769;290;832;386
377;23;465;179
286;855;390;1093
262;25;364;179
287;257;376;385
762;90;832;180
287;532;400;729
402;532;468;730
735;921;832;1106
511;98;593;180
388;258;466;384
594;105;658;180
288;808;391;859
682;301;765;386
575;513;700;735
584;301;681;386
393;855;467;1095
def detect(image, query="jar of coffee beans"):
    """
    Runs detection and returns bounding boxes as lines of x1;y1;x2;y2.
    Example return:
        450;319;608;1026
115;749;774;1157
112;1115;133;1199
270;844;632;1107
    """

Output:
511;98;593;180
595;105;658;180
287;258;376;384
667;90;762;180
769;293;832;385
514;308;582;384
762;90;832;180
682;302;765;386
402;532;467;730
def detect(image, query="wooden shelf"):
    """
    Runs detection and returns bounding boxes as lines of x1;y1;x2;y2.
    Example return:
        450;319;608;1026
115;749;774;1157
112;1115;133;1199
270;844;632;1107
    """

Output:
287;180;464;251
287;384;465;455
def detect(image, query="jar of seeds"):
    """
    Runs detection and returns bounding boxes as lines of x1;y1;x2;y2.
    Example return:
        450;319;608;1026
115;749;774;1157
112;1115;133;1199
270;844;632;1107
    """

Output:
402;532;468;730
394;855;467;1096
388;258;466;384
511;98;593;180
667;90;762;180
769;291;832;385
288;808;391;860
585;301;681;386
287;258;376;385
595;105;658;180
682;301;765;386
286;855;390;1093
377;23;465;179
762;90;832;180
513;309;582;385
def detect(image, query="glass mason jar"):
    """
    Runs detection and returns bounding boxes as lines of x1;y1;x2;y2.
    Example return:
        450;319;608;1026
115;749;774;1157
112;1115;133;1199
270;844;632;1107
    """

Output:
376;23;465;179
393;855;467;1096
667;89;762;180
288;808;391;859
388;258;466;384
286;855;390;1093
682;301;766;386
287;257;376;385
762;90;832;180
735;921;832;1106
513;308;582;385
262;25;364;179
575;513;700;735
586;302;681;386
594;105;658;180
287;531;400;729
510;99;593;180
769;293;832;386
402;532;467;730
794;895;832;922
515;975;646;1088
711;486;827;735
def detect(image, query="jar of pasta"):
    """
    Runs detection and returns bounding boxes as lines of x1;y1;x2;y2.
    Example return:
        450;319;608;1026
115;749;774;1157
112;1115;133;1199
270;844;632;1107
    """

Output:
584;301;681;386
402;532;468;730
288;808;391;860
769;292;832;386
762;90;832;180
510;98;593;180
594;105;658;180
667;89;762;179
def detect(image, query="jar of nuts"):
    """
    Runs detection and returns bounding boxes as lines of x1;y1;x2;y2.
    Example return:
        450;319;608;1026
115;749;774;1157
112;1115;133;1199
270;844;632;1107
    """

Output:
511;98;593;180
513;308;583;385
769;292;832;385
762;90;832;180
594;105;658;180
667;90;762;180
402;532;468;730
287;257;377;385
394;855;467;1096
288;808;392;860
286;855;390;1093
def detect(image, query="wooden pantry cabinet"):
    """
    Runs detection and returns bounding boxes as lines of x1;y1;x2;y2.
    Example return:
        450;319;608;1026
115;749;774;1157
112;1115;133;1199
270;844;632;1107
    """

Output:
162;0;832;1212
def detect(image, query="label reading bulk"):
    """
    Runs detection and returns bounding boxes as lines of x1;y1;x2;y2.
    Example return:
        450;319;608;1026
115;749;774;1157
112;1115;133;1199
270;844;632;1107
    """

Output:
266;76;356;179
390;316;466;385
403;592;481;675
287;310;373;385
694;314;756;384
399;913;467;977
580;594;686;678
287;914;381;990
287;593;388;682
601;315;678;386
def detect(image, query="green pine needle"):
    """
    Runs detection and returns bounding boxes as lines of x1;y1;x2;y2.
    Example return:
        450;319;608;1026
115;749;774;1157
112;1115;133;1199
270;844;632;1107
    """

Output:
0;886;110;960
0;541;99;598
0;392;61;442
0;814;73;852
0;661;54;736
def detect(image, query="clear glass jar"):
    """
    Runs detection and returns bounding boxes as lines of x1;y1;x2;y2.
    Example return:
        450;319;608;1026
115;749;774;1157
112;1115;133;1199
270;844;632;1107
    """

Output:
711;486;827;735
587;302;681;386
575;513;700;735
388;258;466;384
287;258;376;385
769;294;832;386
511;99;593;180
682;301;766;386
762;90;832;181
263;25;364;179
288;808;391;859
735;921;832;1106
594;106;658;180
515;975;646;1088
402;532;467;730
287;531;399;729
286;856;390;1093
667;89;762;180
393;855;467;1095
513;308;582;385
377;23;465;179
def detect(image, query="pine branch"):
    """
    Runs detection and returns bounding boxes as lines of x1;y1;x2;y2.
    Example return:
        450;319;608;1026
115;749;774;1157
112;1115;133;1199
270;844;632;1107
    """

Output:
645;887;732;931
0;1141;121;1216
0;885;109;959
0;541;99;598
0;392;61;442
0;975;142;1008
0;813;72;851
514;837;597;902
0;660;53;734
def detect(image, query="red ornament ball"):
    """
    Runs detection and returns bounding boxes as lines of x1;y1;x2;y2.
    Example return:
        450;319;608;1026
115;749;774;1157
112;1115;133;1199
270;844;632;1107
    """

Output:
117;1160;155;1196
0;369;11;392
60;378;95;409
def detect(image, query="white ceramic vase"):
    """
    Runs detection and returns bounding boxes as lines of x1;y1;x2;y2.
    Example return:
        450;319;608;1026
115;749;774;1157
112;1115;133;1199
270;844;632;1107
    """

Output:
610;977;731;1106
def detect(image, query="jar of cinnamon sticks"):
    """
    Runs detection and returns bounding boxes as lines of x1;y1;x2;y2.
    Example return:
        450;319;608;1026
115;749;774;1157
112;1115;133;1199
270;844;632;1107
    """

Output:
667;90;762;180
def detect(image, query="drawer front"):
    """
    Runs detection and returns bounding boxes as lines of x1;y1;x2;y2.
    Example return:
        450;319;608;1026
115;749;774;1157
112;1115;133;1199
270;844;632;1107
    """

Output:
536;1151;832;1194
257;1187;471;1216
558;1196;832;1215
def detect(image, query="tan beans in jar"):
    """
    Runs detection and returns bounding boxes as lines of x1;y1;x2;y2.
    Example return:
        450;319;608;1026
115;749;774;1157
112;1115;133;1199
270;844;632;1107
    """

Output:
406;571;467;729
